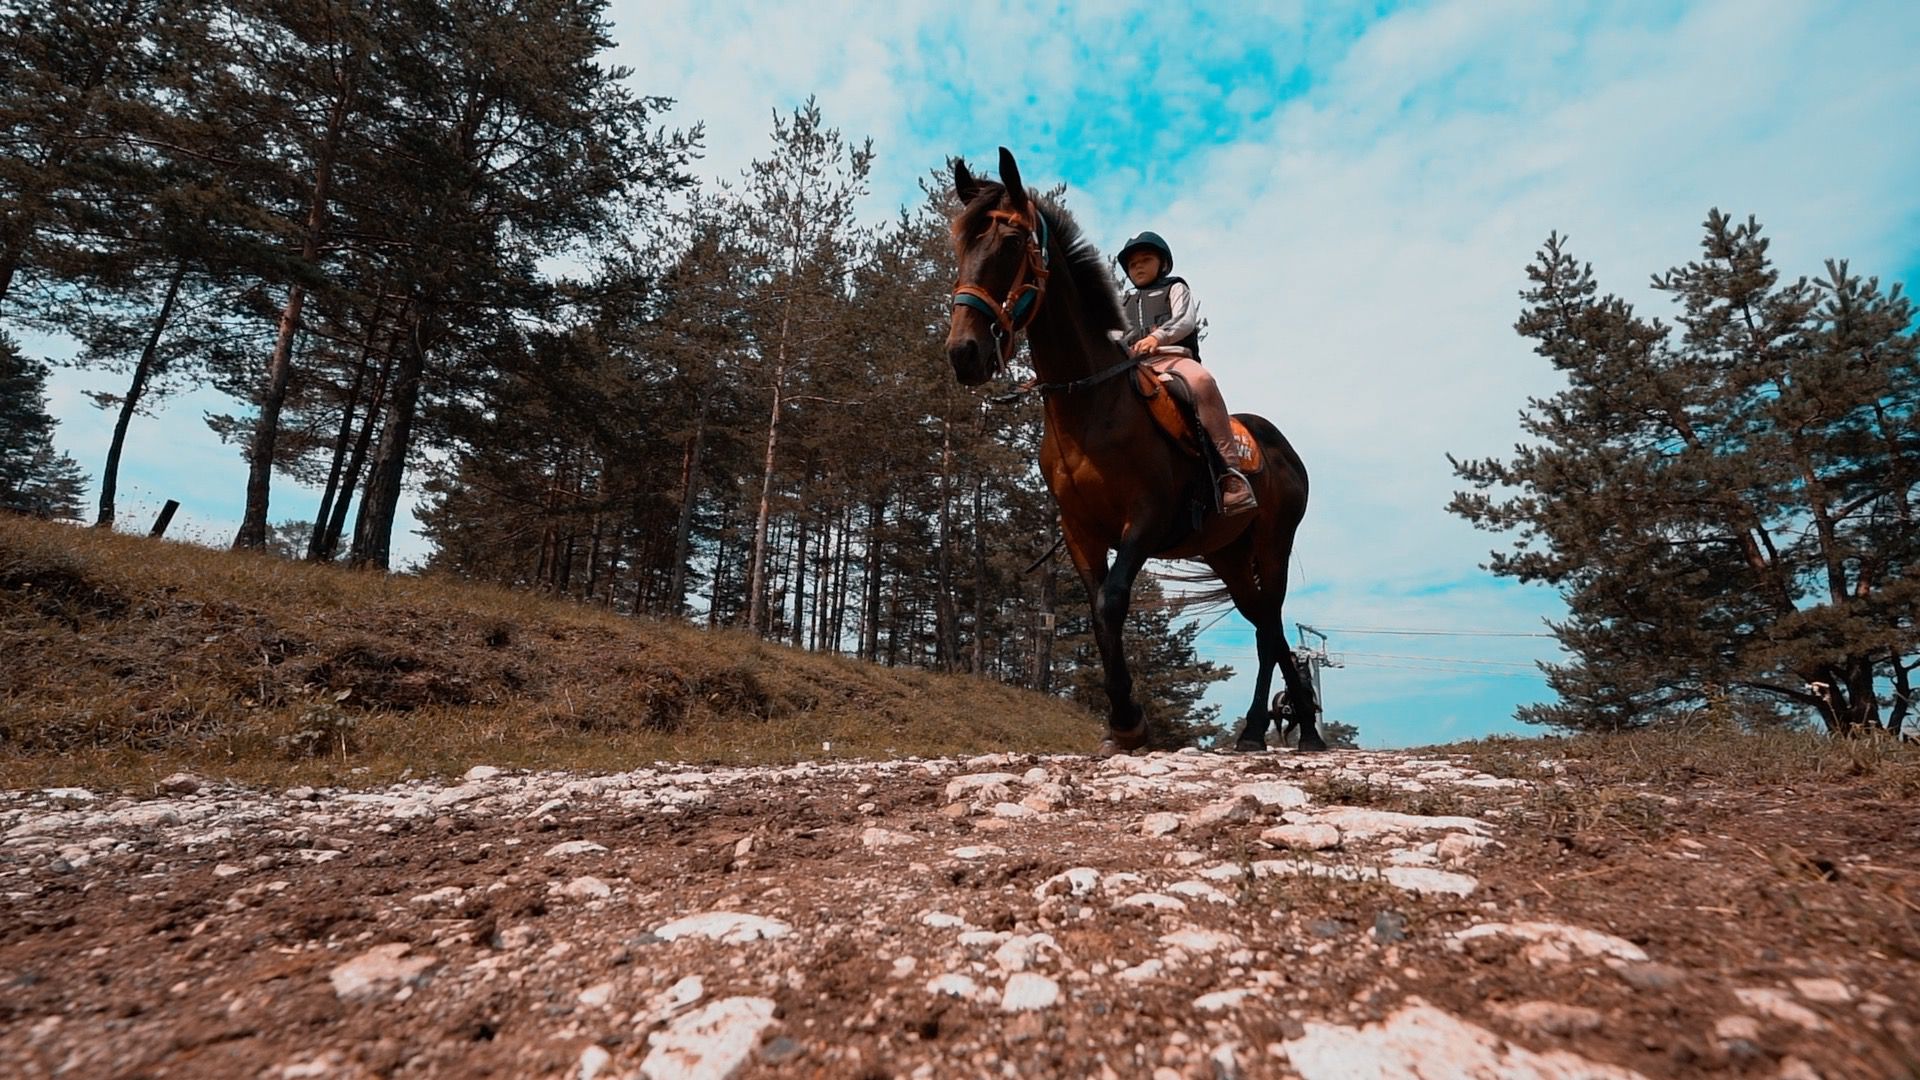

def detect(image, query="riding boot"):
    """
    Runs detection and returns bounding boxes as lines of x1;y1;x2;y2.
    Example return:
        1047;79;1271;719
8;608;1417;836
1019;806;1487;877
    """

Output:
1178;360;1258;516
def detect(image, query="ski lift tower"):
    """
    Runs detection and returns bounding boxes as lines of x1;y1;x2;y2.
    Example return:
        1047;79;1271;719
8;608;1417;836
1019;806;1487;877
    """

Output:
1291;624;1342;718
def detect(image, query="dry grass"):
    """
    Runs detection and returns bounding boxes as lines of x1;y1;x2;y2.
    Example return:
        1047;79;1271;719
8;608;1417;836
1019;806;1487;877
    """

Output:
0;515;1100;790
1436;727;1920;801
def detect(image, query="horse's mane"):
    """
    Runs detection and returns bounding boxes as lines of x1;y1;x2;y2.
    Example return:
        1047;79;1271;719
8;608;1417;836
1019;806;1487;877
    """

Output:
957;182;1124;335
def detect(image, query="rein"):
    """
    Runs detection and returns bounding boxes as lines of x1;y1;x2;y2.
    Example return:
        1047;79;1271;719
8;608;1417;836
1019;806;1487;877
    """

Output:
952;207;1051;366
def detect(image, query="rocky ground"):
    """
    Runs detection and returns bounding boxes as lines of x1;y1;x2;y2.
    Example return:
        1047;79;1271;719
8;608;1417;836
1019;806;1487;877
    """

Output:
2;747;1915;1079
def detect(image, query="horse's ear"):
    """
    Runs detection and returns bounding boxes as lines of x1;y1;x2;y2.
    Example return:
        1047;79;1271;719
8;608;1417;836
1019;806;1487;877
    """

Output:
998;147;1029;214
951;157;980;203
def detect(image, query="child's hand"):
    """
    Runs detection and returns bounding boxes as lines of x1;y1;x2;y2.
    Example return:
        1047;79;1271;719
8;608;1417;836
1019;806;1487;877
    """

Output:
1131;335;1160;355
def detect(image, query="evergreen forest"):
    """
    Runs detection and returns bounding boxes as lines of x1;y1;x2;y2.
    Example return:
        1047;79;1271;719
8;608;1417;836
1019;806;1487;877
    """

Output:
0;0;1230;741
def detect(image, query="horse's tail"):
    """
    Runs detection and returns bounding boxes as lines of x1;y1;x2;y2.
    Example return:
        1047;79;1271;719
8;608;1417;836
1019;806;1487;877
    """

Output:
1148;564;1237;617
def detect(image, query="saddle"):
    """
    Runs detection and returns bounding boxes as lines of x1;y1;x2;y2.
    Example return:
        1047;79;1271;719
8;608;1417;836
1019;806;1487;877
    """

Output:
1132;361;1264;474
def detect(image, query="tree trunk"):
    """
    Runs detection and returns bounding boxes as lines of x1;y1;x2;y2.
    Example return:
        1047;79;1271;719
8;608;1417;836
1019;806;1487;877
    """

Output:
348;305;427;571
666;391;711;616
307;294;390;559
934;417;961;672
1889;660;1914;737
235;72;357;549
861;495;886;662
746;358;787;633
971;474;988;676
1034;565;1057;692
95;257;187;528
315;339;394;562
790;503;810;649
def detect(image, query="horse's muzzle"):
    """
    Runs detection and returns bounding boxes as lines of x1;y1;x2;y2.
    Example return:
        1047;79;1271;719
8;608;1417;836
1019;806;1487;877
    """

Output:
946;335;995;386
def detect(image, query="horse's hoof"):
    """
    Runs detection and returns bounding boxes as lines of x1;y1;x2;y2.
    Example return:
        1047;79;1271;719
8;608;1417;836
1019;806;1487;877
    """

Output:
1233;737;1268;753
1098;723;1148;757
1297;733;1330;752
1095;738;1128;758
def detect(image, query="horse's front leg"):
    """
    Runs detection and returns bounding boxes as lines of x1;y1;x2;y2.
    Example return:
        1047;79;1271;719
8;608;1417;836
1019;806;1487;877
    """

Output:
1063;527;1149;753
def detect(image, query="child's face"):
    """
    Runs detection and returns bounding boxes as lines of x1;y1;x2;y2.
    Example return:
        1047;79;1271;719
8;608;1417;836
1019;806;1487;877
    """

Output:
1126;251;1163;287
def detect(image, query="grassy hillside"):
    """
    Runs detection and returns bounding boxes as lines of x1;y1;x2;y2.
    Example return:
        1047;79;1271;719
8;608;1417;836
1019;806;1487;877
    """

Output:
0;514;1101;789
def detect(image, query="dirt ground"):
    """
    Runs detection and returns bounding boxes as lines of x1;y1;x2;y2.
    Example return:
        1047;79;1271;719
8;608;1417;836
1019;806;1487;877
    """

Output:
2;746;1915;1079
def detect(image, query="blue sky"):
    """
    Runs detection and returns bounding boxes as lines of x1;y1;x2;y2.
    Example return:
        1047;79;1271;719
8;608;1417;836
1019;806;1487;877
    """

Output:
33;0;1920;748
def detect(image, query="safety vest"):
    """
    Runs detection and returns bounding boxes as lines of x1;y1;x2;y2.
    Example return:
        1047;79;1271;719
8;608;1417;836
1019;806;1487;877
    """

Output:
1123;275;1201;357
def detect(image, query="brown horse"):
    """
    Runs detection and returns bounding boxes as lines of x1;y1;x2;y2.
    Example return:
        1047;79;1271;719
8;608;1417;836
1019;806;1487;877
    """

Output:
945;148;1325;754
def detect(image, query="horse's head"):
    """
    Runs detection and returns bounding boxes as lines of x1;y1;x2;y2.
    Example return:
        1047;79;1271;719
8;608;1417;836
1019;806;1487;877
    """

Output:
946;147;1051;386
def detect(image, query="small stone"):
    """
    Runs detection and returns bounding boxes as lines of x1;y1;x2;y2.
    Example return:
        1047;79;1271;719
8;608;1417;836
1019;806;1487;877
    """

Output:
1436;833;1499;864
579;981;615;1008
1261;823;1342;850
1790;977;1851;1004
1033;867;1101;900
947;845;1005;860
544;840;608;857
409;885;464;908
926;973;980;999
1001;972;1060;1012
1188;795;1259;828
1714;1015;1762;1043
329;943;435;1003
1138;812;1182;837
641;997;779;1080
1165;880;1233;905
1382;866;1478;897
859;827;916;850
159;772;203;795
44;788;97;809
558;875;612;900
286;786;318;801
213;863;246;879
578;1044;613;1080
1160;927;1239;954
1194;988;1253;1012
1373;910;1409;942
1614;962;1687;991
1777;1056;1822;1080
943;773;1021;803
1494;1001;1605;1036
652;912;791;944
463;765;502;782
1735;987;1826;1030
1118;892;1188;911
990;802;1037;819
1230;781;1309;808
759;1036;804;1065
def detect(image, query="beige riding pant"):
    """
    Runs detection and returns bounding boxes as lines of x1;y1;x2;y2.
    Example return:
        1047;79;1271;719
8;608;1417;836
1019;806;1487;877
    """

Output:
1147;353;1240;471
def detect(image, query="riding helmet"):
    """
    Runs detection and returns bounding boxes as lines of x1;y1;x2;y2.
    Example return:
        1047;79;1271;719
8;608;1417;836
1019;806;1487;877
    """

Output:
1117;231;1173;273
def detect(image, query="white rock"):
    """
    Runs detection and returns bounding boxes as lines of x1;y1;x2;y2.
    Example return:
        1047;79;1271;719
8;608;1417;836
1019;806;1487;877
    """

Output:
1381;866;1479;897
920;911;969;929
1033;867;1102;900
989;802;1037;819
1138;813;1182;837
641;997;779;1080
943;773;1021;803
1735;987;1826;1030
1160;927;1240;954
1117;959;1166;984
1165;880;1233;905
558;875;612;900
1790;977;1852;1004
1453;922;1648;965
409;886;464;908
1307;806;1489;840
1493;1000;1605;1035
213;864;246;879
578;981;615;1008
643;975;705;1021
578;1044;613;1080
1261;823;1342;850
329;943;435;1003
1196;863;1246;882
1187;795;1259;828
859;827;916;849
926;973;980;999
1000;972;1060;1012
44;788;97;809
1436;832;1500;864
652;912;791;944
1194;988;1254;1012
1018;783;1071;813
463;765;503;782
544;840;609;857
992;933;1056;973
947;845;1005;860
109;804;181;828
1283;1002;1650;1080
1714;1015;1762;1042
1230;781;1309;808
1117;892;1188;911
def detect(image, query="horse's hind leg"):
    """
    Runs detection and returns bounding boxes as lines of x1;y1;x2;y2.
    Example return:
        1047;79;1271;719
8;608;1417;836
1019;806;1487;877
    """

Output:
1210;532;1326;753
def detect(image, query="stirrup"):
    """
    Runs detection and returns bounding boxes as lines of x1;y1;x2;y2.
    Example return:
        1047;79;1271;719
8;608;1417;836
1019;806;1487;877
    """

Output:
1218;469;1257;515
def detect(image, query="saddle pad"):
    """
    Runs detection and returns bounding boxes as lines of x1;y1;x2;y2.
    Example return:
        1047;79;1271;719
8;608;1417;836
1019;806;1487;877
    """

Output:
1133;364;1265;474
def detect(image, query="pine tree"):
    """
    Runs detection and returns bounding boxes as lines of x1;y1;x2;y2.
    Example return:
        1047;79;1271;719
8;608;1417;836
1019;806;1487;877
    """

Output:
1059;576;1234;748
0;332;87;519
1451;212;1919;736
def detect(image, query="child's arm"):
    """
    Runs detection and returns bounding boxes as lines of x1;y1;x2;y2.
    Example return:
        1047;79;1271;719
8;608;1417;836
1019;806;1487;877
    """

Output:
1150;281;1201;349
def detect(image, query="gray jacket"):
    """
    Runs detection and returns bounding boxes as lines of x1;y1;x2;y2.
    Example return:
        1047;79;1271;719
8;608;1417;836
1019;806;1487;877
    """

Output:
1121;276;1201;353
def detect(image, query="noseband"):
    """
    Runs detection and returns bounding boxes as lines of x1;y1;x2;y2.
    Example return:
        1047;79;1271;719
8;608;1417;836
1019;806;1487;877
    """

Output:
952;207;1051;366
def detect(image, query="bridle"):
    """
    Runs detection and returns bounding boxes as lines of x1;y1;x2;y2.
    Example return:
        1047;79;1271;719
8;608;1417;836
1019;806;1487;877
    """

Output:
951;206;1051;367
